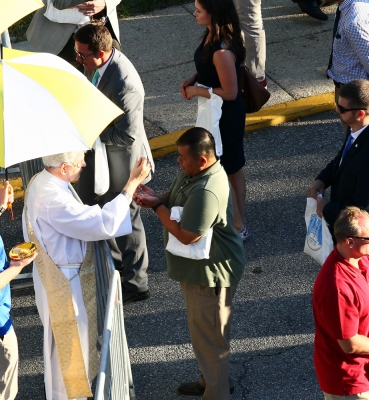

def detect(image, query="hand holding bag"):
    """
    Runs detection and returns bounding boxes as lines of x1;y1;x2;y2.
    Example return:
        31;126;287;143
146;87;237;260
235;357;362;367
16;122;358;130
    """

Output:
303;197;334;265
166;207;213;260
239;66;271;113
195;85;223;157
44;0;90;24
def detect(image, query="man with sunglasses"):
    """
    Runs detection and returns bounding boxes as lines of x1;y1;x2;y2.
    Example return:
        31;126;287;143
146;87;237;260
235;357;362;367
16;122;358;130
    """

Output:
74;24;154;305
307;79;369;234
313;206;369;400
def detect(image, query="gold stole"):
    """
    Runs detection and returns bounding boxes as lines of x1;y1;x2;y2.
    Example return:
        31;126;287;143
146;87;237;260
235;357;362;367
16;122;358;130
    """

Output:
24;175;98;398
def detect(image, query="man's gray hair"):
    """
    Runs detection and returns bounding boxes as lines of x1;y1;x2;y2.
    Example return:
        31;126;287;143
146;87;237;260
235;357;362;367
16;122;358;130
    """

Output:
42;152;80;169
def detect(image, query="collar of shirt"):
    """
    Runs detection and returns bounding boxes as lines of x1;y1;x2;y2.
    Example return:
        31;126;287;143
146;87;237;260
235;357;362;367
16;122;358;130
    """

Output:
94;48;115;86
351;123;369;141
43;169;69;190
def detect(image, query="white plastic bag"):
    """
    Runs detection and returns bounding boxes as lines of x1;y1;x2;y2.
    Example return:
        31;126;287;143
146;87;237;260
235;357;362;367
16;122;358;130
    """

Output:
303;197;334;266
93;137;110;196
44;0;90;24
196;85;223;157
166;207;213;260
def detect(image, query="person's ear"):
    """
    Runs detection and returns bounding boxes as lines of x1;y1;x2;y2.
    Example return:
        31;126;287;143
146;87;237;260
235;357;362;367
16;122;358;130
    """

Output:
345;237;354;247
199;155;207;167
357;110;366;120
60;163;67;175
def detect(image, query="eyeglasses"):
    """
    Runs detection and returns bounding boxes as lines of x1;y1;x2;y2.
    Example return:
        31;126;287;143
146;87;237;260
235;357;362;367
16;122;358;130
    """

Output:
65;161;85;168
74;47;96;61
348;236;369;241
336;103;366;114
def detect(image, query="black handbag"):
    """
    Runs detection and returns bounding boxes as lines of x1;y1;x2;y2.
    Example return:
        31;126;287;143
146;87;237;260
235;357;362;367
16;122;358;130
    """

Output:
239;66;271;113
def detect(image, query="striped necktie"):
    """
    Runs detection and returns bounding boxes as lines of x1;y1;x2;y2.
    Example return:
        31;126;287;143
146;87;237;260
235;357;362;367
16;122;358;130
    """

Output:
92;70;100;87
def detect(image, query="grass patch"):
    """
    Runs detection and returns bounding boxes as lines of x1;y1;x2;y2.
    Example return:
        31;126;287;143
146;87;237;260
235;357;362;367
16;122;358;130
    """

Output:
8;0;189;43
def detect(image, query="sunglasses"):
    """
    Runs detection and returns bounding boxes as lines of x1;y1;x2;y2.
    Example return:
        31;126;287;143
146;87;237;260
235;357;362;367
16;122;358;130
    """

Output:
336;103;366;114
348;236;369;241
74;47;96;61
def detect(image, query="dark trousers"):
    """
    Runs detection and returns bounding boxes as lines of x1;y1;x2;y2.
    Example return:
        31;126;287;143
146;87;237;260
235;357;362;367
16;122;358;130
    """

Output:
77;150;149;293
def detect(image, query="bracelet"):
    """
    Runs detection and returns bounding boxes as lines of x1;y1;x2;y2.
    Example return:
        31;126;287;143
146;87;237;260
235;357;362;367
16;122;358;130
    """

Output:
152;201;163;212
0;206;5;216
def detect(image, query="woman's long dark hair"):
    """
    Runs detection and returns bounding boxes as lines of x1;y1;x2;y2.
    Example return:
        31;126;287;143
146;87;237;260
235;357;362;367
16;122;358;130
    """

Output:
197;0;246;62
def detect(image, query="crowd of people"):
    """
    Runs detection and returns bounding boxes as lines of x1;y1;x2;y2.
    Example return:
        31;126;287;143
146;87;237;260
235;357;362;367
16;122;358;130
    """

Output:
1;0;369;399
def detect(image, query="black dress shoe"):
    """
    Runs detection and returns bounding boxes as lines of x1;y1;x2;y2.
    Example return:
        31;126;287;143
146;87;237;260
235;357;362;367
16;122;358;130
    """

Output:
123;290;150;305
293;0;328;20
177;381;234;396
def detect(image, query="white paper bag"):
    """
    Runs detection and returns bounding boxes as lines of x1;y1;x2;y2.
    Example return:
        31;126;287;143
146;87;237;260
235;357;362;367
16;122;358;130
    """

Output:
44;0;90;24
166;206;213;260
93;137;110;196
303;197;334;266
196;85;223;157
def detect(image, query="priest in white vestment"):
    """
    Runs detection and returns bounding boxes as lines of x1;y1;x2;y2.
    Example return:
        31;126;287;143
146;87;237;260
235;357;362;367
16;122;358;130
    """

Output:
22;151;151;400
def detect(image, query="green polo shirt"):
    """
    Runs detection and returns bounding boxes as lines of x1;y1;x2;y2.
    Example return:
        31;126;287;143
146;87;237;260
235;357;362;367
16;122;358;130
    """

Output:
164;160;245;287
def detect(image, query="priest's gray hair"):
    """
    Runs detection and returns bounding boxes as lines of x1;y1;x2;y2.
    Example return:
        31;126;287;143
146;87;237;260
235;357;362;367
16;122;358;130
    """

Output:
42;152;81;169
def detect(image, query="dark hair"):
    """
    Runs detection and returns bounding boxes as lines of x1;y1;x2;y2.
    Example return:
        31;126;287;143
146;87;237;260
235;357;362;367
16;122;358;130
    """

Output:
339;79;369;114
197;0;246;62
176;127;216;158
74;23;112;53
334;206;369;243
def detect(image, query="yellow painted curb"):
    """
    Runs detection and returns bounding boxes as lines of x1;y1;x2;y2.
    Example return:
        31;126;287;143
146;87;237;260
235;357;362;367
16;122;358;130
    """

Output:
149;91;335;158
9;92;336;198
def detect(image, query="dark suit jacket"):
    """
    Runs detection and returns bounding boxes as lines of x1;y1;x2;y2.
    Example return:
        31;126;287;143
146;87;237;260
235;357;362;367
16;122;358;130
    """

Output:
317;125;369;227
78;50;154;205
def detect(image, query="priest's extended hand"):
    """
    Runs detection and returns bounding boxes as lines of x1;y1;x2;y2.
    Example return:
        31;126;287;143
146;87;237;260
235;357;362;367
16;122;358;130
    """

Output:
123;158;152;196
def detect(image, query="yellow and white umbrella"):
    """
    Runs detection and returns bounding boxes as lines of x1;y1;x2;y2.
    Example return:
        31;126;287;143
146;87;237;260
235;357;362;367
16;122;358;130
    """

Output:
0;47;123;168
0;0;44;34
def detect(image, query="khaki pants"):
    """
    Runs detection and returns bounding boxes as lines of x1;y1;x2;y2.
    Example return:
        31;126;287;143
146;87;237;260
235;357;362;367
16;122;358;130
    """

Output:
236;0;266;81
180;283;237;400
0;328;18;400
324;391;369;400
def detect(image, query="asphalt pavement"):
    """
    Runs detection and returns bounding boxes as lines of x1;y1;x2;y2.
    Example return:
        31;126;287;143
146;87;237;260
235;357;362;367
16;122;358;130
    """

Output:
0;108;345;399
2;0;346;398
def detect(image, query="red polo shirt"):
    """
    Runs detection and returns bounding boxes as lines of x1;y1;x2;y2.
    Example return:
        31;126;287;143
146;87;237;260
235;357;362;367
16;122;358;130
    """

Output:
313;248;369;395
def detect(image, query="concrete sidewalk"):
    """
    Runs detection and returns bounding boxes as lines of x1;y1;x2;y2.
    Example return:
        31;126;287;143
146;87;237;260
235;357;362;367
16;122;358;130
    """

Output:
13;0;338;156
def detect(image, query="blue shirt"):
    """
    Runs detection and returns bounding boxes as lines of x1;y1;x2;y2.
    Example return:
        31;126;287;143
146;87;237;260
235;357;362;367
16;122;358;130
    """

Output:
0;236;13;336
327;0;369;83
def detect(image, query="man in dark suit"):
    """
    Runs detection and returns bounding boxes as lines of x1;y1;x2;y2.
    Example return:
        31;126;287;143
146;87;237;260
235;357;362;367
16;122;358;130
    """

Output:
308;79;369;233
74;24;154;304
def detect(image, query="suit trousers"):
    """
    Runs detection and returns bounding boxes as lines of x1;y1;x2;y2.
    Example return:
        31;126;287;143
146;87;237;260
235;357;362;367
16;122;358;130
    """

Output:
236;0;266;81
77;150;149;293
0;328;18;400
99;191;149;292
180;283;237;400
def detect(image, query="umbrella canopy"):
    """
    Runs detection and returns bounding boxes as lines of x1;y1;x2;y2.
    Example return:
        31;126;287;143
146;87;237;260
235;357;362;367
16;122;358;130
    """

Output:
0;47;123;168
0;0;44;34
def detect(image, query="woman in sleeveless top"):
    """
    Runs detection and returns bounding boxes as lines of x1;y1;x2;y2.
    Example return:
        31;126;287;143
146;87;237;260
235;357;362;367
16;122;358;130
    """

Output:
180;0;249;240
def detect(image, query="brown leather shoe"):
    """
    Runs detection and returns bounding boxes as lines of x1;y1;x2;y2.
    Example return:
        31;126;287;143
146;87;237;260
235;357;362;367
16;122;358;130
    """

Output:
177;381;234;396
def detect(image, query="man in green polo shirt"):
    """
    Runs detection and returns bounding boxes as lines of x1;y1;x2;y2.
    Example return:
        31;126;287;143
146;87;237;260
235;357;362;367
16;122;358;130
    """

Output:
135;127;245;399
